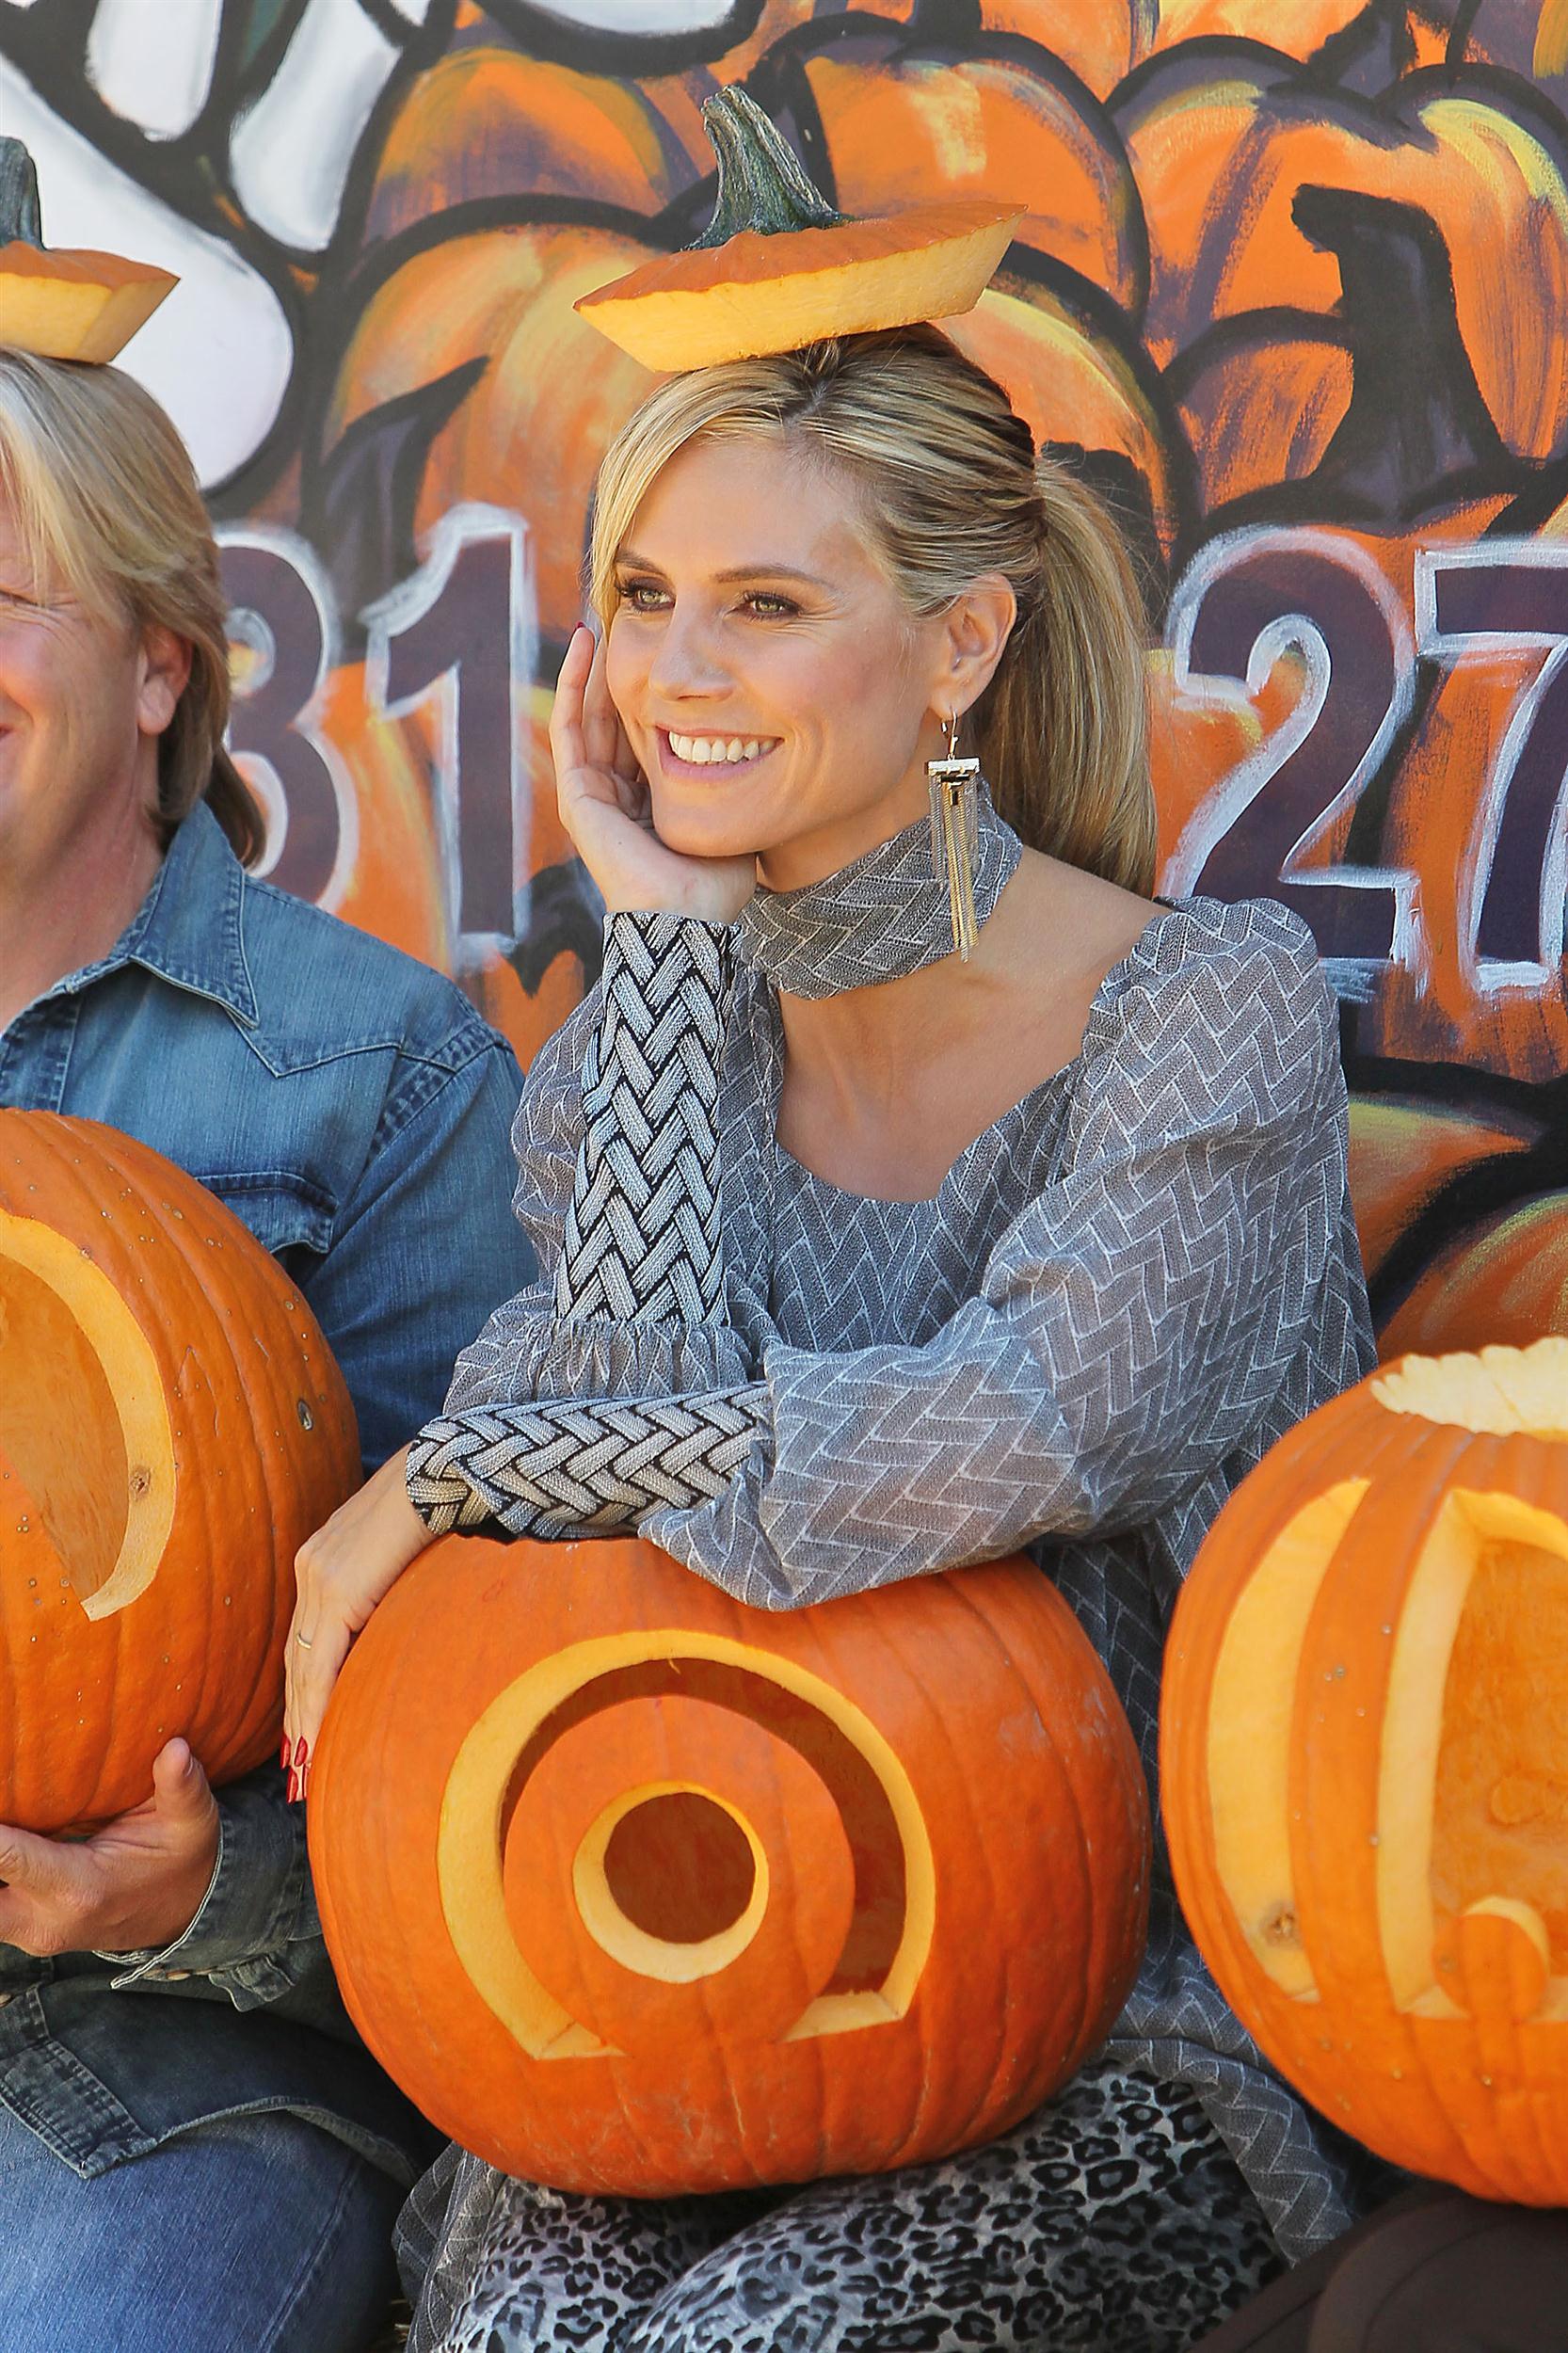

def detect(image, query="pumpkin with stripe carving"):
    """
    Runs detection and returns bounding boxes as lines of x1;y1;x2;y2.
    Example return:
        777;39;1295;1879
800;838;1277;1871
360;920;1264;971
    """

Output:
1162;1338;1568;2201
0;1111;359;1832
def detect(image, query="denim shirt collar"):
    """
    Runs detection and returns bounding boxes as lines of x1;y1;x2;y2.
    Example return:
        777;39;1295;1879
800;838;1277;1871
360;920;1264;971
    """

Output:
96;803;259;1029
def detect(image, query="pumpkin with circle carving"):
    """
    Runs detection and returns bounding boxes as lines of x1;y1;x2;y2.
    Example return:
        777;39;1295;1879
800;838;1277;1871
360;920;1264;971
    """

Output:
309;1533;1151;2194
0;1111;360;1833
1162;1337;1568;2201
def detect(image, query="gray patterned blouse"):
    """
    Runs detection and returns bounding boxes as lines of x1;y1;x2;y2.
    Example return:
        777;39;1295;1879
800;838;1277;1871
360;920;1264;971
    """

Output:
421;892;1384;2262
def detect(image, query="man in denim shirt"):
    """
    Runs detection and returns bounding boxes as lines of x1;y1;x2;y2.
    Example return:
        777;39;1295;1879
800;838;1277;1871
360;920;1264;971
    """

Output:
0;358;533;2346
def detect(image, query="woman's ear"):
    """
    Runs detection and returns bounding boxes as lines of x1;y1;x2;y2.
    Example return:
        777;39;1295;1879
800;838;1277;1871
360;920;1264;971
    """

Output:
136;627;193;740
935;573;1016;716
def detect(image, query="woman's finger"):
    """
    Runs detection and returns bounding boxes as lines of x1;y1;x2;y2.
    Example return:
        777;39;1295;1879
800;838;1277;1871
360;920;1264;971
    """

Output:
579;628;624;777
282;1610;354;1789
549;626;594;788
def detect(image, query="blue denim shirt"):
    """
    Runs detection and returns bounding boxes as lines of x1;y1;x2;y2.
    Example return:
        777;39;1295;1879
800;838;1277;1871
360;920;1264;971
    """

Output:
0;804;534;2180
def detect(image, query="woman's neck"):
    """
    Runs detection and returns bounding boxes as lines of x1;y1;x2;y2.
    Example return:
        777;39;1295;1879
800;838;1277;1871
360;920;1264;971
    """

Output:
770;853;1158;1202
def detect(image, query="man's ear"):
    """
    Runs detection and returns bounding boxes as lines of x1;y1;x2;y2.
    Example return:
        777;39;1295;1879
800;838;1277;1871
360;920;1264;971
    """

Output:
136;627;194;740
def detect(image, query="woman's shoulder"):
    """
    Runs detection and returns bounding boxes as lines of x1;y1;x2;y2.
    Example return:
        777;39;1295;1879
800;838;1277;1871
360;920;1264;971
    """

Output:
1076;892;1337;1106
1096;892;1326;1026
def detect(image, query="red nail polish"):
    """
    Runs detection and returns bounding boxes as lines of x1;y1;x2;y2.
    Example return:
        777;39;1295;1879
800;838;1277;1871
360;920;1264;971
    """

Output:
286;1768;300;1803
280;1733;291;1769
294;1736;308;1769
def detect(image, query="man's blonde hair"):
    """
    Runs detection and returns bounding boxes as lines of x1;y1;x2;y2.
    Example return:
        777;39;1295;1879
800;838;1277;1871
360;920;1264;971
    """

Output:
0;350;261;860
587;327;1155;894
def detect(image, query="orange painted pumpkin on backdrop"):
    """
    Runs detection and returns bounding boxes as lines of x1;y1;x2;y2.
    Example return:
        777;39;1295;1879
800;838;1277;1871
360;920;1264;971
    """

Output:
1377;1200;1568;1358
942;274;1180;544
1123;62;1568;460
277;658;453;976
793;38;1146;309
1345;1097;1530;1286
362;48;709;246
1145;0;1372;51
1162;1337;1568;2201
0;1112;359;1833
706;0;922;88
310;1535;1151;2196
326;220;658;645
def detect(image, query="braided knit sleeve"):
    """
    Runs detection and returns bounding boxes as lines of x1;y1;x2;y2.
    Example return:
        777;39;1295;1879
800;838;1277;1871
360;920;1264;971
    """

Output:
406;911;770;1539
555;911;728;1323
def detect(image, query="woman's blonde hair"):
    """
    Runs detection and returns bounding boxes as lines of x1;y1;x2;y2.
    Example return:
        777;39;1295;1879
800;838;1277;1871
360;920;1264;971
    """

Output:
587;326;1155;894
0;350;262;862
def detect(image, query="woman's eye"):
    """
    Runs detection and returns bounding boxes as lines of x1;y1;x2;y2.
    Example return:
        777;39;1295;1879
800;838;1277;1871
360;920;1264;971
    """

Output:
616;581;670;612
744;593;798;619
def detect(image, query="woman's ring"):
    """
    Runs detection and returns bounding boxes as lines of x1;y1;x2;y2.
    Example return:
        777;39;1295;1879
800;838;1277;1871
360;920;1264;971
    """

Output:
295;1630;314;1650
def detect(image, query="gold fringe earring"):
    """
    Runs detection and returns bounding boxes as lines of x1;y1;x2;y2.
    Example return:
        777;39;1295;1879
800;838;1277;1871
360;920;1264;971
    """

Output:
928;711;982;960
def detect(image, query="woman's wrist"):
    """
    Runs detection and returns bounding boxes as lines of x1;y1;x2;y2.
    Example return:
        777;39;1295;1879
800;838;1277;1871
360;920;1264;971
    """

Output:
599;872;754;923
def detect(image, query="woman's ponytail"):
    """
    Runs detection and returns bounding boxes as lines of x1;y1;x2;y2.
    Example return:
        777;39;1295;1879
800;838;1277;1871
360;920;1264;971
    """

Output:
975;461;1155;895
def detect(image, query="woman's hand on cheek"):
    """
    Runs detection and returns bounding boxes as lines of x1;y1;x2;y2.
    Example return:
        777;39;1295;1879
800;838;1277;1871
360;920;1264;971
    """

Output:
552;624;756;922
282;1444;434;1790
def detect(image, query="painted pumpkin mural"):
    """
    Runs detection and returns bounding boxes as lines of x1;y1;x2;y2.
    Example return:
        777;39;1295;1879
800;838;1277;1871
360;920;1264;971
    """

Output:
309;1534;1150;2193
1162;1337;1568;2201
0;1112;360;1833
8;1;1568;1316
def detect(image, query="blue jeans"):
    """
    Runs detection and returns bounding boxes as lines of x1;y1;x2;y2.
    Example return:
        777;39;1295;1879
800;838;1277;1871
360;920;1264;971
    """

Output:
0;2105;403;2352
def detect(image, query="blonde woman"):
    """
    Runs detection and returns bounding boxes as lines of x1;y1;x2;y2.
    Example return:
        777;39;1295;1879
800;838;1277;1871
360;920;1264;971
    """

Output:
0;350;530;2352
290;328;1389;2351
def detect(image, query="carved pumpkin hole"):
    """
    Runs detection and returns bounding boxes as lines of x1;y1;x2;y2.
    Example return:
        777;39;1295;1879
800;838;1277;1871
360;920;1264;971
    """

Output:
504;1658;904;1993
601;1792;757;1946
0;1256;126;1602
1432;1537;1568;1969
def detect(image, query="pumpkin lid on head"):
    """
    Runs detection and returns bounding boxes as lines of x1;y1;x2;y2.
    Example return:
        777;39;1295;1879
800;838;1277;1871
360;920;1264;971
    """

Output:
575;88;1022;371
0;138;176;365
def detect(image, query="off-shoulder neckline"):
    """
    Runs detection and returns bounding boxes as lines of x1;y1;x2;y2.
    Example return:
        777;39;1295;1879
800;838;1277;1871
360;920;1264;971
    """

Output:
769;894;1295;1209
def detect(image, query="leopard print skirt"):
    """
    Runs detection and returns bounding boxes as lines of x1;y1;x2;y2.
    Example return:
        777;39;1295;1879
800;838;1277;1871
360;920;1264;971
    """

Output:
396;2058;1282;2352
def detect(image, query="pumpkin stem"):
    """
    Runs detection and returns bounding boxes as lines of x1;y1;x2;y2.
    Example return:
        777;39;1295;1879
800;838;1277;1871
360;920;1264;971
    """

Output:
0;139;43;248
688;88;844;251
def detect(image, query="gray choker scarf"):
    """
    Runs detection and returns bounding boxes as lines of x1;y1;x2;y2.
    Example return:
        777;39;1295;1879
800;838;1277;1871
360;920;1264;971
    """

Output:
737;781;1021;999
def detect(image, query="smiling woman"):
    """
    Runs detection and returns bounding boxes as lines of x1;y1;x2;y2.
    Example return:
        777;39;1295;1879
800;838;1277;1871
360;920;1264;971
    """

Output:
284;287;1386;2345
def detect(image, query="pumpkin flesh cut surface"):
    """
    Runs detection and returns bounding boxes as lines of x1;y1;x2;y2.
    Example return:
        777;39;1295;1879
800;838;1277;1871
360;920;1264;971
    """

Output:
1204;1479;1368;1997
0;1209;174;1616
1372;1339;1568;1438
575;203;1024;369
0;241;177;363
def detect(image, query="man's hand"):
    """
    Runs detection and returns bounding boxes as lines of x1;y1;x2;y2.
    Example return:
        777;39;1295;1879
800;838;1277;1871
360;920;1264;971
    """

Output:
0;1739;220;1960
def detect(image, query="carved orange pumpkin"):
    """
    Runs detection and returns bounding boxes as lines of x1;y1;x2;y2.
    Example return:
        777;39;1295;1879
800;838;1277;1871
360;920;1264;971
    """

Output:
311;1535;1150;2194
0;1112;359;1832
1162;1338;1568;2199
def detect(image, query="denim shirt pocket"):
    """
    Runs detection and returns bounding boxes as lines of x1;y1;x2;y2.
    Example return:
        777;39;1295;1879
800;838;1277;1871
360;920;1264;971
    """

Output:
195;1171;337;1288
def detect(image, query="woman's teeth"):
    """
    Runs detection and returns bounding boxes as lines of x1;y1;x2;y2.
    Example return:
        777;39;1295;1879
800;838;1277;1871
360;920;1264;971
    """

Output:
667;733;776;766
